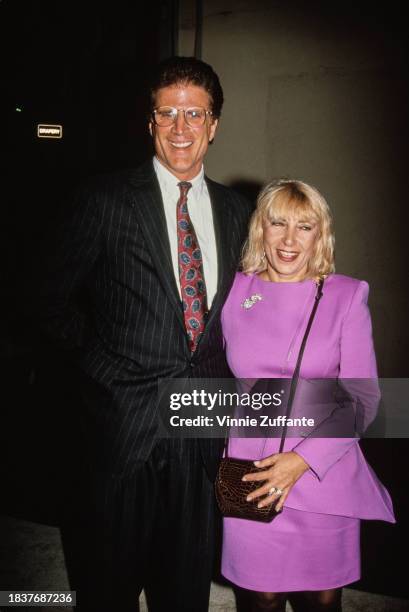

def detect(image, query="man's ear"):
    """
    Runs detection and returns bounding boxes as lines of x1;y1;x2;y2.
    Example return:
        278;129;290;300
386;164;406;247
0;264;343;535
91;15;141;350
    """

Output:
208;118;219;143
148;121;153;137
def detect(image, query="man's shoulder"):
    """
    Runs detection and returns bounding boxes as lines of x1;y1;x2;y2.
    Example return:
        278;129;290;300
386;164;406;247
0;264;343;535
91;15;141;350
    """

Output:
68;162;158;223
205;175;247;200
79;160;155;198
204;175;253;213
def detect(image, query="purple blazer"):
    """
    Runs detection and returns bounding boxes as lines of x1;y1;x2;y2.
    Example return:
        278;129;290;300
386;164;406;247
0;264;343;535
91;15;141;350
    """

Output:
221;272;395;522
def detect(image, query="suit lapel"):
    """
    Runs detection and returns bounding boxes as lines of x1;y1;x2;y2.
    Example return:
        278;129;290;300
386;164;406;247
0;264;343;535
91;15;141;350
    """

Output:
127;161;186;334
205;177;235;328
126;162;237;349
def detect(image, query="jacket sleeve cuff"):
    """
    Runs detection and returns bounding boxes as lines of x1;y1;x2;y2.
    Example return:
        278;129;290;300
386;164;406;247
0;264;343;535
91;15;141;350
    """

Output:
291;437;358;481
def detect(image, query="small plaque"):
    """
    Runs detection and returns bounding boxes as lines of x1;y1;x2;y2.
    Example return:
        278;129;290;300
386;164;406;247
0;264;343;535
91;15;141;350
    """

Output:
37;124;63;139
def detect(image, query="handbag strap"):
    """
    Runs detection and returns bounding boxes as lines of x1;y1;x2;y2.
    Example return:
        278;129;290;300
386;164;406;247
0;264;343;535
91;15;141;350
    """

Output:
277;278;324;452
224;278;324;458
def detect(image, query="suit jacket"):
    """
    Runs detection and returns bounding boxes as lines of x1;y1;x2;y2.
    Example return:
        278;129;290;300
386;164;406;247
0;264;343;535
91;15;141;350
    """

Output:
40;160;252;479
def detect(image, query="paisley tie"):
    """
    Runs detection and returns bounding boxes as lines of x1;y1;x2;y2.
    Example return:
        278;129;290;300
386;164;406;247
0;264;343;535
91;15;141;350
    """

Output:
177;181;208;352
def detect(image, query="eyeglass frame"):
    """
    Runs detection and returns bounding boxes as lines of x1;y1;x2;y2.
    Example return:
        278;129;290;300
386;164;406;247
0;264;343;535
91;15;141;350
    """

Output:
151;106;214;127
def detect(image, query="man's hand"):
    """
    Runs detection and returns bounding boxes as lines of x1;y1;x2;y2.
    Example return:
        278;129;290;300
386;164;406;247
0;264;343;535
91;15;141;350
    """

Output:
242;451;309;511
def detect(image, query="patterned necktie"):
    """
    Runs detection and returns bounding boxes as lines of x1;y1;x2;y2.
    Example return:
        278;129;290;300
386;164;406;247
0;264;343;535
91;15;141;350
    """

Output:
177;181;208;352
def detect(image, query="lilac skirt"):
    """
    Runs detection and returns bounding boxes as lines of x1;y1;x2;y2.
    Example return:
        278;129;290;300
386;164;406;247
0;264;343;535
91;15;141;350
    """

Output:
222;507;360;592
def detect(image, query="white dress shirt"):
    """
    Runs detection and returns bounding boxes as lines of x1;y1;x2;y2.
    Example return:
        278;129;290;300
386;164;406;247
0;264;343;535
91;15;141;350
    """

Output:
153;157;218;307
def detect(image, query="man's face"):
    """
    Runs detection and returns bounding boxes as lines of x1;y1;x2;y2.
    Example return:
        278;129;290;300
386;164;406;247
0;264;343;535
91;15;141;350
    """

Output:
149;83;218;180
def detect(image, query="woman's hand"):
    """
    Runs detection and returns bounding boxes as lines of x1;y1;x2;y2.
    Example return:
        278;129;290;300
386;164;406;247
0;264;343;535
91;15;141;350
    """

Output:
242;451;309;511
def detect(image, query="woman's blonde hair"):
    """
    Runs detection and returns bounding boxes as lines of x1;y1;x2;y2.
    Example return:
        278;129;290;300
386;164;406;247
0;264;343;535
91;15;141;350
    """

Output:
241;179;335;279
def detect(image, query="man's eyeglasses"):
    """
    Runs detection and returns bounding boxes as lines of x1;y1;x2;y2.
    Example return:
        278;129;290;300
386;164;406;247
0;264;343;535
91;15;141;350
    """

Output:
152;106;213;128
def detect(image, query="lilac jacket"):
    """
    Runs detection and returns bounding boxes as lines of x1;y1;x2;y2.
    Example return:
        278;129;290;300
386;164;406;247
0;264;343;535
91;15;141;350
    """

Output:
221;272;395;522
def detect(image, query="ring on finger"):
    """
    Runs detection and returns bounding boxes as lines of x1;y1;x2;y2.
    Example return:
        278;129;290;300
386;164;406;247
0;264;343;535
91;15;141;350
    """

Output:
268;486;277;496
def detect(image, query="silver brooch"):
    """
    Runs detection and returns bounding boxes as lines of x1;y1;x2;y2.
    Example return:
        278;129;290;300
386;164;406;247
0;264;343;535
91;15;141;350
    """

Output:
241;294;263;309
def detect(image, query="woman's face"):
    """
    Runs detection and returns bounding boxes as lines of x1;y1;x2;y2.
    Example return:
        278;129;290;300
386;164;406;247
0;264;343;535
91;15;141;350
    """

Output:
262;212;320;282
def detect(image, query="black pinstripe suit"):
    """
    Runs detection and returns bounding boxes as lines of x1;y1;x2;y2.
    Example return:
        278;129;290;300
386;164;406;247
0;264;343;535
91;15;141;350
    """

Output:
42;159;251;611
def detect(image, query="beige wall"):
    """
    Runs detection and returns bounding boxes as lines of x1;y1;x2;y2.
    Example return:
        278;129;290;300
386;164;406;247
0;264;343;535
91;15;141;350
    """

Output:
179;1;408;376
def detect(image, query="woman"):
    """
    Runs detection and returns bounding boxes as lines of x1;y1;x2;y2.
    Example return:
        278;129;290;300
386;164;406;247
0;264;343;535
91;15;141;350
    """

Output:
221;179;395;612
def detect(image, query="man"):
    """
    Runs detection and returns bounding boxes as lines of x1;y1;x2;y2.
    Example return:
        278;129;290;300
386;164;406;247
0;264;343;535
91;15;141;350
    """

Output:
41;57;251;611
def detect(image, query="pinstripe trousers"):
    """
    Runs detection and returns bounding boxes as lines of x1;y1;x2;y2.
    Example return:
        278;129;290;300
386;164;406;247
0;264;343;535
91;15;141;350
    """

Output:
61;438;217;612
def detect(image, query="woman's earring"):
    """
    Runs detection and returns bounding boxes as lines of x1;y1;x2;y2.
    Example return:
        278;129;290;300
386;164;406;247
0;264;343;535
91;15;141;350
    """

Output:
260;250;266;265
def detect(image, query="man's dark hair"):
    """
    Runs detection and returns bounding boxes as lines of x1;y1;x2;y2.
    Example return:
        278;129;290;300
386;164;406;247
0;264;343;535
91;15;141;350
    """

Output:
150;56;224;118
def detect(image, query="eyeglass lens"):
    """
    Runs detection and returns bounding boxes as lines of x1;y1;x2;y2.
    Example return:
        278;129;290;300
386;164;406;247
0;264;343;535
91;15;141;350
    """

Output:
154;107;208;127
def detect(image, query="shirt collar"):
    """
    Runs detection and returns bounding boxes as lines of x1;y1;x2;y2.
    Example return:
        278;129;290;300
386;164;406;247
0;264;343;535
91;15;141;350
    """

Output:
153;156;205;200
